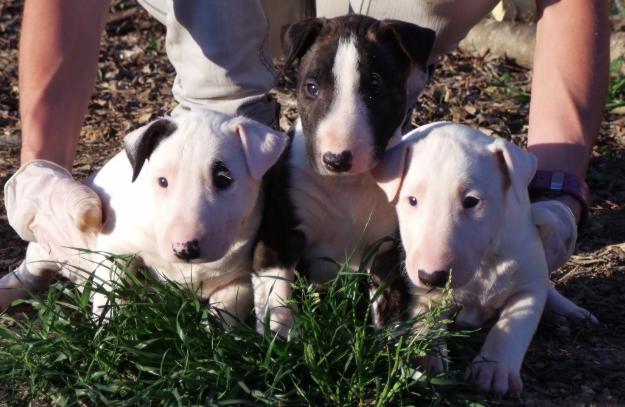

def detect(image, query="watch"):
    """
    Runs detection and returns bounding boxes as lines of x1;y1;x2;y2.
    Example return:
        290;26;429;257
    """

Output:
528;170;590;226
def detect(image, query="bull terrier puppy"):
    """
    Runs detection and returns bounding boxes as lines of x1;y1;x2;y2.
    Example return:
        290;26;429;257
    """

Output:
252;15;435;336
0;109;288;326
373;122;596;395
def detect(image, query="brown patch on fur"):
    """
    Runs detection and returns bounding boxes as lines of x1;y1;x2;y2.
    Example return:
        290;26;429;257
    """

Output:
366;28;378;43
369;239;412;326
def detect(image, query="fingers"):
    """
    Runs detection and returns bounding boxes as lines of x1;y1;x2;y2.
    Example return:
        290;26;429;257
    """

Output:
531;200;578;271
5;159;104;242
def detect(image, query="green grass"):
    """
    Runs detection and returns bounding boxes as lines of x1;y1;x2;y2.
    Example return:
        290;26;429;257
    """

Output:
489;73;531;105
490;59;625;111
608;58;625;111
0;249;482;406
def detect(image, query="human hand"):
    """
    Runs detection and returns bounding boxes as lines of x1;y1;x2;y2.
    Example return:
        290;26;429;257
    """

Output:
531;199;578;272
4;160;102;264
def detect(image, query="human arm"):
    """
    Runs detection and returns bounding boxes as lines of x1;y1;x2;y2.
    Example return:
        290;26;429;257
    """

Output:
19;0;110;168
5;0;110;245
527;0;610;222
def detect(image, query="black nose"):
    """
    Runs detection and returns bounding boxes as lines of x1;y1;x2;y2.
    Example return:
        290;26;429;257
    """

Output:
322;151;352;172
173;239;201;261
418;269;450;288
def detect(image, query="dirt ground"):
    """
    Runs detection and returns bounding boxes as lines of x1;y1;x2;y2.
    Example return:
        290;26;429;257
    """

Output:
1;1;624;405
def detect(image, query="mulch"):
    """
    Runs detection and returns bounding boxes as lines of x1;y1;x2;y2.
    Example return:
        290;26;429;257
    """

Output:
0;1;624;405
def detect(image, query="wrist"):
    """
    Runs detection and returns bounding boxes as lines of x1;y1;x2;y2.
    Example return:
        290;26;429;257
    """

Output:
20;129;76;169
529;170;589;226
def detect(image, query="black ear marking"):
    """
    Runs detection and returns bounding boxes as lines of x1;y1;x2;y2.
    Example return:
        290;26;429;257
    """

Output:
280;17;325;71
379;20;435;70
125;119;177;182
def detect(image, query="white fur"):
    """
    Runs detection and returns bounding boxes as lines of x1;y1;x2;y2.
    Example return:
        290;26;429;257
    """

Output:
378;123;549;396
291;124;397;278
314;36;374;175
252;266;296;338
1;110;288;324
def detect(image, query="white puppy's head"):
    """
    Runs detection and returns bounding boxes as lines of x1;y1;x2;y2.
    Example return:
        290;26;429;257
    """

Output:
124;110;288;264
373;123;536;289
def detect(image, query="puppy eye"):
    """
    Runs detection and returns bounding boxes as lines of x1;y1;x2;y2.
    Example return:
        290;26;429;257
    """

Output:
407;196;417;207
212;161;233;190
304;79;320;98
370;73;383;93
158;177;168;188
462;196;480;209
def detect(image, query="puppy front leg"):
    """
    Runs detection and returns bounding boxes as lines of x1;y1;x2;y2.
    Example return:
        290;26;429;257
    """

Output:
466;287;547;396
89;255;131;321
368;242;410;329
252;266;296;338
409;296;451;374
209;275;253;329
251;220;305;338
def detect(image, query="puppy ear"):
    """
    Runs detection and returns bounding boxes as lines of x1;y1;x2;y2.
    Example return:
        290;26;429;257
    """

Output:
281;18;325;70
372;142;410;204
378;20;435;70
124;118;177;182
232;118;289;180
488;139;537;203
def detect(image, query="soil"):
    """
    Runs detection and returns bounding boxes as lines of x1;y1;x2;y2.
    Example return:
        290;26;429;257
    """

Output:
1;1;624;405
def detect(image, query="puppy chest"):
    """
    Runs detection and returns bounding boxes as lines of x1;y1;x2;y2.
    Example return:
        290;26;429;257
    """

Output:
292;177;398;265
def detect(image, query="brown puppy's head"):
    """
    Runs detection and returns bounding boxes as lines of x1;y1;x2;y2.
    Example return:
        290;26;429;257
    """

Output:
282;15;435;176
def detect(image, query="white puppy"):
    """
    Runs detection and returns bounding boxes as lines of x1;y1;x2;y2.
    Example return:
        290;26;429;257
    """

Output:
0;109;288;325
373;122;594;395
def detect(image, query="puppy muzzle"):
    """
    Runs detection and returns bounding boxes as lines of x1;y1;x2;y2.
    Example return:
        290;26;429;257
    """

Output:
417;269;450;288
322;151;353;173
172;239;201;261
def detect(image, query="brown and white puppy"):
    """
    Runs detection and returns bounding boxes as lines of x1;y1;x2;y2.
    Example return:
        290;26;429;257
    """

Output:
0;109;288;326
252;15;435;336
374;122;596;396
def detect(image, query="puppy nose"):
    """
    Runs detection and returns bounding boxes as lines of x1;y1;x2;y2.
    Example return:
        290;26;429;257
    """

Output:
322;151;352;172
173;239;201;261
417;269;450;288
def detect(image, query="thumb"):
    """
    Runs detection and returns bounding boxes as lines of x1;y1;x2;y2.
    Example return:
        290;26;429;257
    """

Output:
68;184;104;233
531;202;558;242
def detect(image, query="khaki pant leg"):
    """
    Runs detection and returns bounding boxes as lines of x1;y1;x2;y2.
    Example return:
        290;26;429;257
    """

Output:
316;0;498;106
137;0;278;125
260;0;314;58
316;0;499;59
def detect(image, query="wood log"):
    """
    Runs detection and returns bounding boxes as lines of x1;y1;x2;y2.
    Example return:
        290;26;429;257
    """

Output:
460;18;625;68
491;0;535;22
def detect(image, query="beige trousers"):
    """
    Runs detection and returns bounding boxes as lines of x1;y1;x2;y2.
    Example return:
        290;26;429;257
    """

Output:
137;0;499;124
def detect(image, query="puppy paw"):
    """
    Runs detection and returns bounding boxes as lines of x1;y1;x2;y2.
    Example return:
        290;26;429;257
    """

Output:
270;309;296;339
91;292;118;324
419;354;447;373
545;287;599;326
465;355;522;396
546;304;598;326
256;305;297;339
418;340;449;373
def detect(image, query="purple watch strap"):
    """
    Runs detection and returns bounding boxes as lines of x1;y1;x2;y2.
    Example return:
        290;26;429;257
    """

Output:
529;170;590;226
